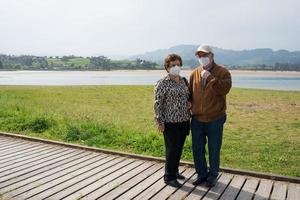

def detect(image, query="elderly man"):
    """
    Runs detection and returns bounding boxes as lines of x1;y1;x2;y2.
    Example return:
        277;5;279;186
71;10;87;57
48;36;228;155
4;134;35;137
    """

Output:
189;44;232;187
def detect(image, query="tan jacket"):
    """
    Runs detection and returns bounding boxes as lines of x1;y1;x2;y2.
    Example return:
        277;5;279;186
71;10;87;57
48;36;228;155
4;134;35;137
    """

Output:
189;63;232;122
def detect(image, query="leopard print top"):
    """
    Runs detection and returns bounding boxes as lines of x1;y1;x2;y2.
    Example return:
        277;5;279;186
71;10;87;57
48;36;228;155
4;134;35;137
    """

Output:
154;75;191;124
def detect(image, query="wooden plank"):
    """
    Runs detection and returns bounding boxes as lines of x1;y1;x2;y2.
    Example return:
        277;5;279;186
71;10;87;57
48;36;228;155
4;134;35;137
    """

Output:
287;183;300;200
0;145;68;177
0;147;77;180
1;133;300;184
0;136;22;145
0;153;104;195
0;137;12;142
115;165;165;199
168;173;198;200
0;142;49;159
201;173;233;200
12;157;128;199
150;167;195;200
0;142;42;156
0;148;76;184
0;139;38;149
236;177;259;200
75;161;151;200
219;175;247;200
97;163;163;200
184;182;209;200
185;173;224;200
0;142;22;150
132;166;187;200
0;145;57;167
0;146;55;168
3;154;114;199
253;179;273;200
0;145;55;166
0;140;27;150
0;135;299;200
21;158;135;200
0;150;93;192
0;132;170;166
270;181;288;200
52;160;145;200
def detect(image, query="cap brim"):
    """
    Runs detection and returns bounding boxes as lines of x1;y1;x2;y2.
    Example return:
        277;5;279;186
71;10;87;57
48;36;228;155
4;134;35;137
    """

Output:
195;50;210;55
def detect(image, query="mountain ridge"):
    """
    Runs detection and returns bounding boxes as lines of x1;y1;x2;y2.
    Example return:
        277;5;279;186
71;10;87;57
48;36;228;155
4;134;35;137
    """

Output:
130;45;300;68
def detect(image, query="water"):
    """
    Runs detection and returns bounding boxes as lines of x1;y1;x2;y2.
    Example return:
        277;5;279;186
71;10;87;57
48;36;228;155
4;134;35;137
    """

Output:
233;76;300;91
0;70;300;91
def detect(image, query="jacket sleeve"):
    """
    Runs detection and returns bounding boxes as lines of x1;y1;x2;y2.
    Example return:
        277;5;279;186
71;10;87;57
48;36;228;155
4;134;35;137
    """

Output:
189;74;194;102
206;70;232;95
154;81;165;124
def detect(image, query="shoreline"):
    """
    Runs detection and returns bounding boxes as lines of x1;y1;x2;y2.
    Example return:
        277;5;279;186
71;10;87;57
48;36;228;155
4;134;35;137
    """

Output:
229;70;300;76
1;70;300;90
1;69;300;76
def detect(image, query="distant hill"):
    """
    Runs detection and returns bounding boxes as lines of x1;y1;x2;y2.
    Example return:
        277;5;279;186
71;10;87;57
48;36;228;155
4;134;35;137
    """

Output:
130;45;300;69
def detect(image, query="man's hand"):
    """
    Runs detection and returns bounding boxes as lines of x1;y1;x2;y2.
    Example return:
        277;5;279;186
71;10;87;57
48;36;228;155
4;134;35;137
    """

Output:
157;123;165;133
201;69;211;79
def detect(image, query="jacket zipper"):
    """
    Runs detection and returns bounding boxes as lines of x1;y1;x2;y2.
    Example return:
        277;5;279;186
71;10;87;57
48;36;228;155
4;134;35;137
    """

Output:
200;75;205;113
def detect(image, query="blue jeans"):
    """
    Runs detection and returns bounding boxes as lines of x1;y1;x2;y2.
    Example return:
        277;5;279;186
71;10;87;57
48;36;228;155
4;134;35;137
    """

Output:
191;115;226;181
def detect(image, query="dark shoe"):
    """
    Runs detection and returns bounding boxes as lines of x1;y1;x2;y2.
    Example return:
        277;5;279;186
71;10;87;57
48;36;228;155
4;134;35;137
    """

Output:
192;176;207;186
176;173;185;180
165;179;183;188
205;178;217;188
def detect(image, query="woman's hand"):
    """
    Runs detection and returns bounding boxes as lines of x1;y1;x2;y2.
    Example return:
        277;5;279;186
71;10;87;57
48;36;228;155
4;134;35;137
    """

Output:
157;123;165;133
187;101;192;109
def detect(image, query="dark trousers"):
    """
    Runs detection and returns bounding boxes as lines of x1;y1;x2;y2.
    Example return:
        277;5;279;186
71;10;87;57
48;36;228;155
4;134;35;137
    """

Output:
191;115;226;181
163;121;190;181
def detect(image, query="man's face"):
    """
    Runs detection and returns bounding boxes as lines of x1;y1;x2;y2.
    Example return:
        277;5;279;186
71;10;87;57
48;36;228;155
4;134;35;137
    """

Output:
196;52;213;68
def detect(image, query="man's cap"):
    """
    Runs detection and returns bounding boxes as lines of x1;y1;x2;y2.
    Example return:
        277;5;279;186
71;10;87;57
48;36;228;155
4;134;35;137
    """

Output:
195;44;213;55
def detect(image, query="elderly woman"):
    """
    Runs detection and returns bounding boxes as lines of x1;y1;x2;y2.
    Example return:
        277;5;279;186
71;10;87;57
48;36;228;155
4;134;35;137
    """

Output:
154;54;191;188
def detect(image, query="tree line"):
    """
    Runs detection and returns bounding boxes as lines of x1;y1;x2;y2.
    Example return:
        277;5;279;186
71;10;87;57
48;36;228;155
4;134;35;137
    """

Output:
0;55;48;70
0;55;158;70
1;54;299;71
228;63;300;71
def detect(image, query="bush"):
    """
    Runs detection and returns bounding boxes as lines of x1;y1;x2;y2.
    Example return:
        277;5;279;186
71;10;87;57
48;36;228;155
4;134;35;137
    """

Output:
23;117;53;133
64;122;112;143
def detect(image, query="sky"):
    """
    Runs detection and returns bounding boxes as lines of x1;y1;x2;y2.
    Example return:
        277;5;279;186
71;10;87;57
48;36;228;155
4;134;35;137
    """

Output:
0;0;299;57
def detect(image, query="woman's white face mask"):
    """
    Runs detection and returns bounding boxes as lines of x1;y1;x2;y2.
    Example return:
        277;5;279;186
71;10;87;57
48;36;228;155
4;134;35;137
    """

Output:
199;57;210;67
169;65;181;76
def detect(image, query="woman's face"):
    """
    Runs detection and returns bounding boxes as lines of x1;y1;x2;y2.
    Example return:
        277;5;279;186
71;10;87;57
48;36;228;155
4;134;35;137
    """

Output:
167;59;181;72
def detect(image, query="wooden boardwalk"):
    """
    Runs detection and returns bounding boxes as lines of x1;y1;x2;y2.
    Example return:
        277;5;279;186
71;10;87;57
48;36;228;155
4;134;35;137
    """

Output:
0;134;299;200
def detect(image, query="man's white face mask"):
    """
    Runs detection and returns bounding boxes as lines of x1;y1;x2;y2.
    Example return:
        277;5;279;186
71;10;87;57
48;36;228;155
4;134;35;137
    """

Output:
199;57;210;67
169;65;181;76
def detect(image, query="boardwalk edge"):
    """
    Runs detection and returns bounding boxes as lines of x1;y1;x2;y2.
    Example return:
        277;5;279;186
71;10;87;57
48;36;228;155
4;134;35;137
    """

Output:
0;131;299;183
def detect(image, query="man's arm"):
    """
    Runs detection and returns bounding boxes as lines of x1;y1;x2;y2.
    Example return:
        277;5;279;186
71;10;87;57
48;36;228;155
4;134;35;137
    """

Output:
206;70;232;95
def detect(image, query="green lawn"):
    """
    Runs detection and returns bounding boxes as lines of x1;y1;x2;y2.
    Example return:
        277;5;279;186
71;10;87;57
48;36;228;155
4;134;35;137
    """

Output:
0;86;299;177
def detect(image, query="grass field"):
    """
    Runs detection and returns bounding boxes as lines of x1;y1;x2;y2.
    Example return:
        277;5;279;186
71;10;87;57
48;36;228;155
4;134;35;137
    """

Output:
0;85;299;177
